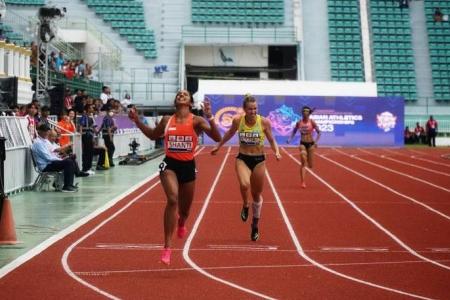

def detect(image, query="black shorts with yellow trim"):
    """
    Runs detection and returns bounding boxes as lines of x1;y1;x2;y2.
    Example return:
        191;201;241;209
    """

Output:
159;156;196;183
236;153;266;171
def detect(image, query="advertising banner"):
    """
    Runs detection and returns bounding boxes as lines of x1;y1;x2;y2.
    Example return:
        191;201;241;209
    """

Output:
204;95;404;147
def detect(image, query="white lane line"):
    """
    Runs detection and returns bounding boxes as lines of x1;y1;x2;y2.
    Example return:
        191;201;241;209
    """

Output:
334;148;450;193
440;153;450;160
74;259;450;276
62;180;162;300
266;161;433;300
385;149;450;168
429;248;450;253
317;153;450;221
360;149;450;177
77;244;279;251
182;147;277;300
408;149;450;162
76;246;282;252
74;246;450;255
207;244;279;251
320;247;389;252
60;146;206;299
0;171;161;279
95;243;164;250
283;148;450;272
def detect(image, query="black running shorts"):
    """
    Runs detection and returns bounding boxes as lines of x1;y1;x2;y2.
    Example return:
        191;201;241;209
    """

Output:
159;156;196;183
236;153;266;171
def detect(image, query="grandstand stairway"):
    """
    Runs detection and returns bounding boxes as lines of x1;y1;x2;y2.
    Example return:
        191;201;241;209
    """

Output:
302;0;331;81
42;0;179;104
409;0;433;109
327;0;364;82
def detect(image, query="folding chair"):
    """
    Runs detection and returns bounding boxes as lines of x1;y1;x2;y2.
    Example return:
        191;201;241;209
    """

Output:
29;147;63;191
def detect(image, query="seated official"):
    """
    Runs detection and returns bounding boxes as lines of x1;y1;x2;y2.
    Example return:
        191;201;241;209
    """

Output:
31;124;78;193
47;129;89;177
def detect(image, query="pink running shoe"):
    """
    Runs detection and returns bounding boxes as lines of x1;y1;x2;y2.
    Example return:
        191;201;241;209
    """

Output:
160;248;171;265
301;182;307;189
177;225;187;239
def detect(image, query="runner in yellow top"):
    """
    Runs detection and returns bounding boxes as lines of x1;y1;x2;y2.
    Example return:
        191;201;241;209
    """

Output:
212;94;281;241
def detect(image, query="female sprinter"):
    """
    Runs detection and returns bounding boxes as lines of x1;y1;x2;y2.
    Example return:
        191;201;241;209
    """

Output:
287;106;321;188
129;90;221;265
211;94;281;241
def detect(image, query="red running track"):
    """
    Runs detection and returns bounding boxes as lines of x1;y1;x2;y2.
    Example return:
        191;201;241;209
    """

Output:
0;147;449;299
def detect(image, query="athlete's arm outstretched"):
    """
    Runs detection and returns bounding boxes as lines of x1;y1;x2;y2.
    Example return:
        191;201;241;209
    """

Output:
262;117;281;160
211;116;240;155
129;108;167;140
194;99;221;142
286;122;299;144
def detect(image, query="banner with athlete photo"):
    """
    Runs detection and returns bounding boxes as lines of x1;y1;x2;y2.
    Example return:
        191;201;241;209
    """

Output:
204;95;404;147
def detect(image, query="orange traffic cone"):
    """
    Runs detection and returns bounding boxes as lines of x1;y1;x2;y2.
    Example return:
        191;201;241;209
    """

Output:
0;197;19;245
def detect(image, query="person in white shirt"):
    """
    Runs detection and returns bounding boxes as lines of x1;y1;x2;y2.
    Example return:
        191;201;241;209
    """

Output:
121;93;132;107
100;86;112;105
31;124;78;192
47;129;89;177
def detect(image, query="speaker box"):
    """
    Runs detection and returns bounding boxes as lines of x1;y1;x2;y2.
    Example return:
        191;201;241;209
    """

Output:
0;77;18;109
48;83;65;116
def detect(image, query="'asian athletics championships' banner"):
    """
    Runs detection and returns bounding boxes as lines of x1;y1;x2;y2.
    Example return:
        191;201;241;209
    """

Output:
204;95;404;147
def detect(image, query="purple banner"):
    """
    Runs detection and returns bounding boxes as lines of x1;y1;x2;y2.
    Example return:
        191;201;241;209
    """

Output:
204;95;404;147
94;115;141;134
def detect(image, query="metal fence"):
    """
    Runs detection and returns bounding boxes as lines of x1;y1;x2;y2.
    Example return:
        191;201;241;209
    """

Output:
0;116;155;194
182;25;297;44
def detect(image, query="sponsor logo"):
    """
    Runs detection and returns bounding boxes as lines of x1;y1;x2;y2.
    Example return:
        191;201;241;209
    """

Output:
376;111;397;132
214;106;245;131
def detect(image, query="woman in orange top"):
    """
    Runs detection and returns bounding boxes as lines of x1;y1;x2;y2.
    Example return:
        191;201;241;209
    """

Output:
129;90;221;265
57;109;76;147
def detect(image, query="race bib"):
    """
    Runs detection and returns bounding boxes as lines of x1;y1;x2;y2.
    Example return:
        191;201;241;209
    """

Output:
167;135;194;152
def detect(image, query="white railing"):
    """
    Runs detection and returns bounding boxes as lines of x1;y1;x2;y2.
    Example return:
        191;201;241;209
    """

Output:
0;117;35;193
182;25;297;44
0;116;156;194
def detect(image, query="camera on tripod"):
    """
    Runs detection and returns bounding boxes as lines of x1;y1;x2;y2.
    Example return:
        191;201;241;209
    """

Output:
38;6;66;20
129;138;140;156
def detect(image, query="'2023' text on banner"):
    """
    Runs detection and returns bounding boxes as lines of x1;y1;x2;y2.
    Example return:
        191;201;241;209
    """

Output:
203;95;404;147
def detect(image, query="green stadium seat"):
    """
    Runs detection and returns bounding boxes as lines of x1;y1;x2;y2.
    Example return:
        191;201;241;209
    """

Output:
369;0;417;101
83;0;157;59
425;0;450;100
191;0;284;25
327;0;364;82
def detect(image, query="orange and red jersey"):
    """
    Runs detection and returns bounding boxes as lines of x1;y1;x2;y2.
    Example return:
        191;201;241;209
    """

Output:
164;113;198;161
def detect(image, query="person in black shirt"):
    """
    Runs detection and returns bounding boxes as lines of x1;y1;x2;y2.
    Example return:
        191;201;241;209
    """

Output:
100;107;117;167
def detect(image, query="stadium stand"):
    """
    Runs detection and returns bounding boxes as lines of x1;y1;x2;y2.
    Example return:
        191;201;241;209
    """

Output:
0;23;30;46
84;0;157;59
369;0;417;101
4;0;45;5
425;1;450;101
191;0;284;25
328;0;365;82
30;67;103;97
